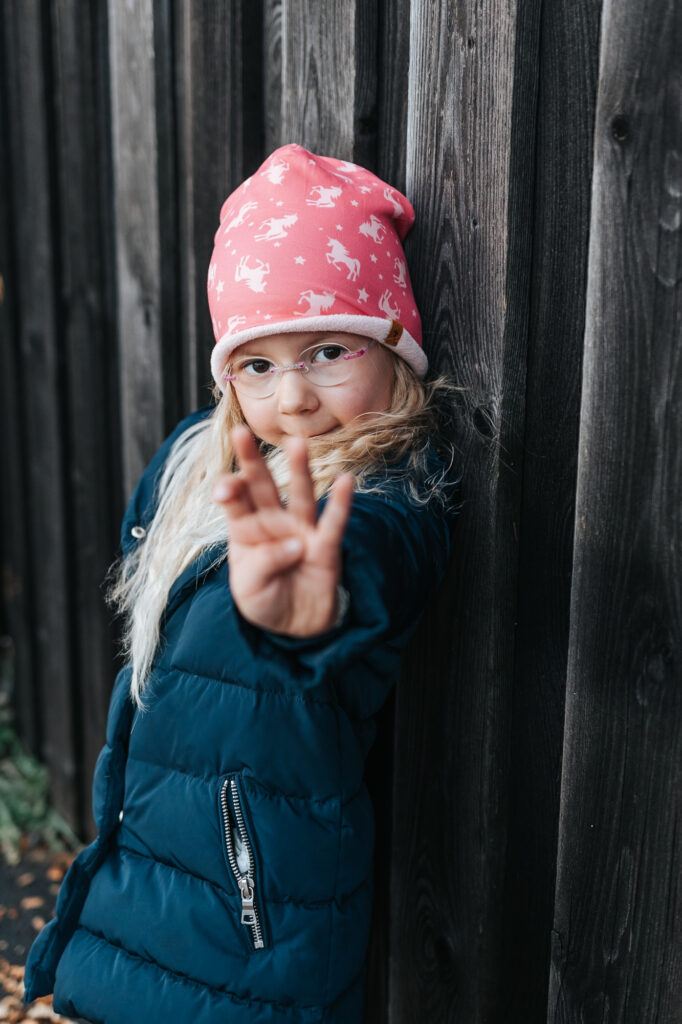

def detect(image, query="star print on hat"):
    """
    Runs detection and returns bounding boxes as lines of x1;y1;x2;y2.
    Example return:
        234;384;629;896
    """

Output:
207;142;427;391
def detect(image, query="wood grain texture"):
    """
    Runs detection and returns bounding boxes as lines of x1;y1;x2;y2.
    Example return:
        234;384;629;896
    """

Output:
376;0;410;192
48;0;123;841
263;0;283;153
1;1;77;826
108;0;165;496
362;4;410;1019
549;0;682;1019
391;0;537;1019
0;9;36;753
497;0;603;1019
175;0;265;413
280;0;377;164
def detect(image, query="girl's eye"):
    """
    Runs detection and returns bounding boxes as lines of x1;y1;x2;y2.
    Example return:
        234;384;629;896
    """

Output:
241;359;273;376
309;345;347;364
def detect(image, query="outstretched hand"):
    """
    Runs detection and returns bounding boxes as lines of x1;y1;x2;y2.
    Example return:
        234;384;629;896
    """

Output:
211;425;355;637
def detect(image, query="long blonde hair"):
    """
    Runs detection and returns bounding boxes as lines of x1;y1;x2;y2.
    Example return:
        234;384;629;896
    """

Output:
104;352;464;711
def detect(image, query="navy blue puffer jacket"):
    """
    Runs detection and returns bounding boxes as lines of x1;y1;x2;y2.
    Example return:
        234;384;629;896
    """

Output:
23;403;459;1023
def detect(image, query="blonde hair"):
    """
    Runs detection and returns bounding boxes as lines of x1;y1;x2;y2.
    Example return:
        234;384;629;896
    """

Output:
104;352;464;712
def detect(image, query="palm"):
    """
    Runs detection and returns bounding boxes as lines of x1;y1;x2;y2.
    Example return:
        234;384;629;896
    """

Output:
212;425;355;636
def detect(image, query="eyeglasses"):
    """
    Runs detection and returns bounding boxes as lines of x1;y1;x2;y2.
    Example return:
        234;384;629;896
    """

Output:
222;339;376;399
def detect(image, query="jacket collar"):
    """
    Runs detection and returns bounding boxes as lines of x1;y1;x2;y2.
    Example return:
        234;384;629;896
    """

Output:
161;542;226;625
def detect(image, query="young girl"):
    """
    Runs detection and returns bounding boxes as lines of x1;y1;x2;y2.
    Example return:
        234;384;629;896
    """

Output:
23;143;461;1023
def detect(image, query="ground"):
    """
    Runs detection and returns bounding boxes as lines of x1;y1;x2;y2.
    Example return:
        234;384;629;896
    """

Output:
0;835;80;1023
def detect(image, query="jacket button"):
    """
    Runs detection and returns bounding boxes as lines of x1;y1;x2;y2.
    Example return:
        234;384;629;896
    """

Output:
131;525;147;539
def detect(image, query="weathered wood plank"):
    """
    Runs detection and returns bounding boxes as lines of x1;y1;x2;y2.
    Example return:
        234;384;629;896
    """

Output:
108;0;165;495
1;0;77;826
376;0;410;192
390;1;540;1019
0;8;36;753
263;0;283;154
49;0;123;842
153;0;185;428
363;4;411;1019
497;0;603;1019
174;0;264;412
280;0;377;165
549;0;682;1019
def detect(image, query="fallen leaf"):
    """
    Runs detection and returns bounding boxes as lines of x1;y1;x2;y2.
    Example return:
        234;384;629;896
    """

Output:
20;897;44;911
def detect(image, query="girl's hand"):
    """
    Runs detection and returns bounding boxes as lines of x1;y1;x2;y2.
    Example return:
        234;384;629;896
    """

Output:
211;425;355;637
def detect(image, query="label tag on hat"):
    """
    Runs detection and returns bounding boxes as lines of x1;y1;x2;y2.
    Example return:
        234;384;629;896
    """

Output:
384;320;403;346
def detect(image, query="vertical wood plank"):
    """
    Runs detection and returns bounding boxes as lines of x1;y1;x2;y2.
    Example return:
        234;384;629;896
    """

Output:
280;0;378;165
174;0;265;413
0;7;36;751
108;0;165;495
363;3;410;1018
498;0;603;1018
375;0;410;192
153;0;184;430
263;0;283;154
549;0;682;1018
390;1;541;1018
49;0;123;841
1;0;77;826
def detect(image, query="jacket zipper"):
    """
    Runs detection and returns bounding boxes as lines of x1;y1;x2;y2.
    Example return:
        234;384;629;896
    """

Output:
220;777;265;950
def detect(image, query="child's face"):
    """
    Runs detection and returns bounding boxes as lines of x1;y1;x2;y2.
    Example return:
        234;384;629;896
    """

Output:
228;331;395;445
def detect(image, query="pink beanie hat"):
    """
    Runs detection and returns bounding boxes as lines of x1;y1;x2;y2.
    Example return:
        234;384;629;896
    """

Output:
207;143;427;391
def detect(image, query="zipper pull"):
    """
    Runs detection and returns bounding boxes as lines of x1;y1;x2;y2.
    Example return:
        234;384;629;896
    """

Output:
238;876;256;925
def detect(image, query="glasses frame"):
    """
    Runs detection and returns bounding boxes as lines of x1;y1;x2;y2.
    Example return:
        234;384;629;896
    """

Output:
222;337;376;398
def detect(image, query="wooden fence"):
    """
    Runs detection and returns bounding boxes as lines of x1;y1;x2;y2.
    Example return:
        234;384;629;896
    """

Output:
1;0;680;1020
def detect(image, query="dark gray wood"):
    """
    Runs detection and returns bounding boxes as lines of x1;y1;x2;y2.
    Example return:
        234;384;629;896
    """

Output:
0;8;36;753
1;0;77;826
48;0;123;842
263;0;283;154
363;4;411;1019
549;0;682;1019
390;0;545;1019
153;0;185;429
280;0;378;165
498;0;603;1020
174;0;264;414
376;0;411;193
108;0;165;496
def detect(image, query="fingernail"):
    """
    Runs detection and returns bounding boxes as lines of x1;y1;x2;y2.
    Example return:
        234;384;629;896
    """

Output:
213;481;231;501
284;538;302;554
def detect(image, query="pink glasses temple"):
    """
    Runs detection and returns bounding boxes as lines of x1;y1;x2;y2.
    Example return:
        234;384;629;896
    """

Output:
221;345;368;384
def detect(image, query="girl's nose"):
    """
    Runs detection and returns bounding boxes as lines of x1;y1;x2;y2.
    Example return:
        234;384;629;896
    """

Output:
276;368;320;415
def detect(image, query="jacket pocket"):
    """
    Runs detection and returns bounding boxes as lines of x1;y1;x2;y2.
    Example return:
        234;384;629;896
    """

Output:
219;773;267;951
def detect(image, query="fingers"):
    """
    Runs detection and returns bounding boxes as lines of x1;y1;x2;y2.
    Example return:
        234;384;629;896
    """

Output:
230;425;283;510
233;536;304;592
316;473;355;547
212;428;356;557
285;436;316;526
212;474;255;519
212;477;298;544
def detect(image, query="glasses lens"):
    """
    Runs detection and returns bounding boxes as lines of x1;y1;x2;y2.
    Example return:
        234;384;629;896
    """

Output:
303;342;365;387
228;340;372;398
229;357;280;397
